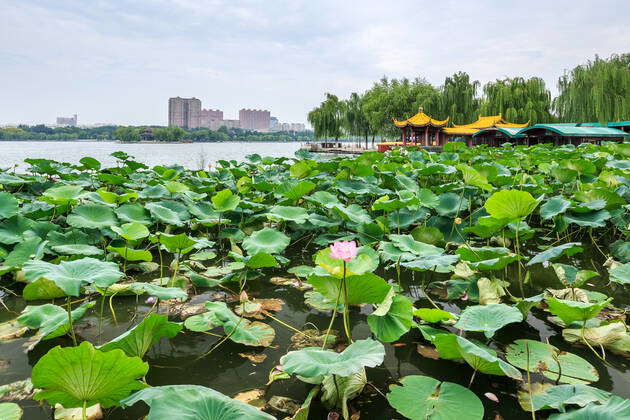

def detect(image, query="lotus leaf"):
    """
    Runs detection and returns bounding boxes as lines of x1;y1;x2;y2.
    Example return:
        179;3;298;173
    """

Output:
387;375;484;420
66;204;117;229
242;228;290;255
32;341;148;408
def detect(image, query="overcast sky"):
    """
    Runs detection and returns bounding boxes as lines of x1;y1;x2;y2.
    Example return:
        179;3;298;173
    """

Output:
2;0;629;126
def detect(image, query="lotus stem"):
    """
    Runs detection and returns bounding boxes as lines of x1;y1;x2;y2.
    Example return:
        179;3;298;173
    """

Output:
525;342;536;419
109;292;118;325
341;262;353;344
322;276;344;349
66;296;77;346
264;312;314;339
581;320;606;362
468;369;477;387
515;222;525;298
82;400;87;420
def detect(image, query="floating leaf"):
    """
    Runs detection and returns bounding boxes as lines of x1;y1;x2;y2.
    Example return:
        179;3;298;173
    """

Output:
66;204;117;229
531;384;612;412
0;403;22;420
484;190;539;220
386;375;484;420
505;339;599;384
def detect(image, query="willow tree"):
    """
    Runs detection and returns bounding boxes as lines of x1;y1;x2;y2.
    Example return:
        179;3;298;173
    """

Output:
308;93;344;141
343;92;374;149
554;54;630;123
479;77;554;124
432;72;479;124
362;77;439;139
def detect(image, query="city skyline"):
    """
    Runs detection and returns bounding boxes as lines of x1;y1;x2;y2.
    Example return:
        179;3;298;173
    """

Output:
1;1;629;126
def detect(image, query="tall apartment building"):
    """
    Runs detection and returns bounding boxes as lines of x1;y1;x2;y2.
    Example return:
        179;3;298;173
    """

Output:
269;117;279;131
239;109;270;131
168;97;201;129
56;114;77;126
199;109;224;130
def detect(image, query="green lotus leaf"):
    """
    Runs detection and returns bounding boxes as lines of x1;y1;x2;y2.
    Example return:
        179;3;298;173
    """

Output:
304;291;344;312
0;402;22;420
22;278;66;300
401;254;460;272
413;308;454;323
32;341;148;409
548;396;630;419
321;369;365;419
306;191;342;208
51;243;103;256
115;203;152;225
434;335;522;379
23;258;123;297
280;180;316;201
563;210;610;228
2;237;47;267
388;234;444;256
484;189;539;220
245;252;278;269
280;338;385;383
609;262;630;285
410;225;444;245
552;264;598;288
138;283;188;300
331;204;373;224
242;228;290;255
0;215;36;245
66;204;117;229
367;294;413;342
435;193;469;217
107;246;153;262
266;206;309;224
527;242;584;266
454;303;523;338
315;246;379;278
387;375;484;420
211;189;240;212
184;301;275;347
121;385;276;420
308;273;391;305
17;301;94;341
98;313;182;358
457;164;493;192
159;232;197;253
546;297;612;324
505;339;599;384
24;257;123;296
111;221;150;241
145;202;183;226
531;384;612;412
0;192;18;219
456;246;518;270
540;197;571;220
42;184;84;204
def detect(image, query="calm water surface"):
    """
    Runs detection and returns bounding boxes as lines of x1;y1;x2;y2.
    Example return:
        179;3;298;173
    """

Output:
0;140;303;169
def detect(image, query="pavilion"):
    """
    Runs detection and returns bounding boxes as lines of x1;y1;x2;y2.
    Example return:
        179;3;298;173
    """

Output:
442;115;529;146
518;124;629;145
393;108;449;145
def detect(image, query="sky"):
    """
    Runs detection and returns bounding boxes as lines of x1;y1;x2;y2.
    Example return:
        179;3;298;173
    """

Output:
1;0;629;126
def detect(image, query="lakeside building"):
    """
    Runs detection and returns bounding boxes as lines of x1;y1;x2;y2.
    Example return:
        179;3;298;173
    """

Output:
378;109;629;151
56;114;77;126
199;109;224;130
239;109;271;131
168;97;201;129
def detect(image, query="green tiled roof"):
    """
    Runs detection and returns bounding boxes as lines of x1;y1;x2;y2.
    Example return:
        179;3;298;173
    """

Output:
519;124;629;138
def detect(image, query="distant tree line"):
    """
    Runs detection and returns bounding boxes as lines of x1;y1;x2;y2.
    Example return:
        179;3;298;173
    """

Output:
0;124;313;142
308;53;630;141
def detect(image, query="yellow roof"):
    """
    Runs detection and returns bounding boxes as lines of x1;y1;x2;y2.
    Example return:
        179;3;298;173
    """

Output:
453;114;528;130
394;109;449;128
442;127;479;135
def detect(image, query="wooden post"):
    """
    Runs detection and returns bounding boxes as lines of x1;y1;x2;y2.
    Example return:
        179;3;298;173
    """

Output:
424;126;429;146
402;127;407;145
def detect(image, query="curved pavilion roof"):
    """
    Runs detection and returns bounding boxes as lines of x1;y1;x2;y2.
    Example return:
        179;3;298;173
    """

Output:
393;110;449;128
443;114;528;135
472;127;525;139
519;124;629;138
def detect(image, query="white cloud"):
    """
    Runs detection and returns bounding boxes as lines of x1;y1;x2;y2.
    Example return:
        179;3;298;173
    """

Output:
0;0;628;125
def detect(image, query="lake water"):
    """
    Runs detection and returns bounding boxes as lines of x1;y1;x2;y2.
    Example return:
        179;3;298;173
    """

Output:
0;141;303;169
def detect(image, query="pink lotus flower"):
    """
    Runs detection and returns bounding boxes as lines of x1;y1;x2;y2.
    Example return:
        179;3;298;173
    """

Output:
329;240;358;262
484;392;499;403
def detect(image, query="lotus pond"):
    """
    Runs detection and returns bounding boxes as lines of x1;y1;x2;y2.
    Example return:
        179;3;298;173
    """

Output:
0;143;629;420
